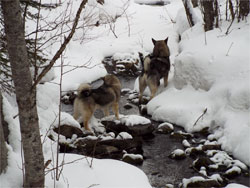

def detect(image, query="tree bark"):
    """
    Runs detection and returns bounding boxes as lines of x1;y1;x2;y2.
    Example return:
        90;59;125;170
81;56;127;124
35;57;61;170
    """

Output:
0;91;8;174
238;0;250;21
191;0;198;7
182;0;195;27
201;0;216;32
0;0;44;187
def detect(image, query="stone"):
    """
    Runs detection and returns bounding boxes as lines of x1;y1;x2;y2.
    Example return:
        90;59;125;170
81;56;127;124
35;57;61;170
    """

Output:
181;177;221;188
124;103;133;109
169;149;186;160
74;137;143;159
122;153;143;165
101;116;154;137
156;122;174;134
53;124;84;139
202;144;221;151
224;166;241;179
192;157;213;170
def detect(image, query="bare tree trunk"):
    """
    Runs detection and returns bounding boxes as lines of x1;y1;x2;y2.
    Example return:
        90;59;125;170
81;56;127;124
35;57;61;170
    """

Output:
201;0;216;32
0;91;8;174
238;0;250;21
214;0;219;28
0;0;44;187
182;0;195;27
228;0;235;20
191;0;198;7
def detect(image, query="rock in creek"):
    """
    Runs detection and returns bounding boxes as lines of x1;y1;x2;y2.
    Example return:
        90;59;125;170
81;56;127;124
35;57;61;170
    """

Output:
101;115;154;137
53;124;85;138
74;137;143;159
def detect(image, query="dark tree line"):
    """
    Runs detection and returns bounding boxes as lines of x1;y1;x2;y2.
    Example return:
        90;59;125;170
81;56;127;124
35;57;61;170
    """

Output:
182;0;250;32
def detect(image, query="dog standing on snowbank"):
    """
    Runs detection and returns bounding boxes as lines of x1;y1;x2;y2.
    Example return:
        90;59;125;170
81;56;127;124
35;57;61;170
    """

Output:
139;37;170;102
73;74;121;131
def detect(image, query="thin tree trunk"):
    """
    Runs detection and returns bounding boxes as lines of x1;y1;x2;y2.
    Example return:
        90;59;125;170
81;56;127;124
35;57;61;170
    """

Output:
0;91;8;174
0;0;44;187
238;0;250;21
228;0;235;20
191;0;198;7
201;0;215;32
182;0;195;27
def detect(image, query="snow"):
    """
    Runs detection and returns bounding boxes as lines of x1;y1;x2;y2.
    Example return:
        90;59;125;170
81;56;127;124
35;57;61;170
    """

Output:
45;154;151;188
171;149;185;156
181;176;205;187
182;139;191;148
225;183;249;188
158;122;174;130
1;0;250;187
144;4;250;166
123;153;143;160
119;115;151;126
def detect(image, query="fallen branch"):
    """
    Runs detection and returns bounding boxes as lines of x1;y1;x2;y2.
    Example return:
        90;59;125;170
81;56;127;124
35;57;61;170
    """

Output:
193;108;207;127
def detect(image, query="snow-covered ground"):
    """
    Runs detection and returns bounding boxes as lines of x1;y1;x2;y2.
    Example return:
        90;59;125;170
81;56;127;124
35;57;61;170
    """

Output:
1;0;249;187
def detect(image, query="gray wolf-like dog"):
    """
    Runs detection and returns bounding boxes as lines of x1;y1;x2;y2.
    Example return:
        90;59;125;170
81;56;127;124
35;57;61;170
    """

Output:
73;74;121;131
139;37;170;102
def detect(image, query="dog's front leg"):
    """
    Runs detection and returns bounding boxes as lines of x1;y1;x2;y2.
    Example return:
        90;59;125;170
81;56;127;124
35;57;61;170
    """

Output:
164;72;169;87
112;102;119;119
82;110;93;131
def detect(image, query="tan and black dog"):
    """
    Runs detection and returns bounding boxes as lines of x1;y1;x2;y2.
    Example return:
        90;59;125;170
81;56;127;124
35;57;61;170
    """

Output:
73;74;121;131
139;37;170;102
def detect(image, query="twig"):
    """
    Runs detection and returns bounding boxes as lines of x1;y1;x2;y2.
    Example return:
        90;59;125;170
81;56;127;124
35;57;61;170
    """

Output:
193;108;207;127
32;0;88;89
226;42;234;56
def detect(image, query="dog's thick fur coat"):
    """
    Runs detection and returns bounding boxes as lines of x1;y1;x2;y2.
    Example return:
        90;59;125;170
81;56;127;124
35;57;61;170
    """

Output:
139;37;170;102
73;74;121;131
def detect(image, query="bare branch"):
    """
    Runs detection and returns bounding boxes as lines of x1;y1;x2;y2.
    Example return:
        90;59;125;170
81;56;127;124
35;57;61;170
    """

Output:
32;0;88;89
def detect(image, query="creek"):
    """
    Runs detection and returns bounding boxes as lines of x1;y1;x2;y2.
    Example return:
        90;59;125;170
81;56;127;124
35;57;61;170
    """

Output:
61;73;249;188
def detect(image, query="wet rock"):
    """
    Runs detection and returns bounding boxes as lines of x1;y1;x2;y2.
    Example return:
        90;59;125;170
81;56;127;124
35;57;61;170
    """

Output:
181;176;221;188
169;149;186;160
122;153;143;165
121;88;131;95
101;115;154;136
192;157;213;170
185;147;205;158
202;144;221;151
74;137;143;159
165;184;174;188
102;54;141;76
170;131;193;140
139;105;148;116
116;132;133;139
182;139;191;148
224;166;241;179
194;127;210;136
53;124;85;139
156;122;174;134
124;103;133;109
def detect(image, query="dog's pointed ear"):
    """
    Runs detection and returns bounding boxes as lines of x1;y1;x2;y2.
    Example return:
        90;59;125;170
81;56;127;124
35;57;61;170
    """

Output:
164;37;169;44
152;38;156;45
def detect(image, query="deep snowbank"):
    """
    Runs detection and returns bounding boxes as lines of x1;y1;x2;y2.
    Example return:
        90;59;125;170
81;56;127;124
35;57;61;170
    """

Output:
146;8;250;165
